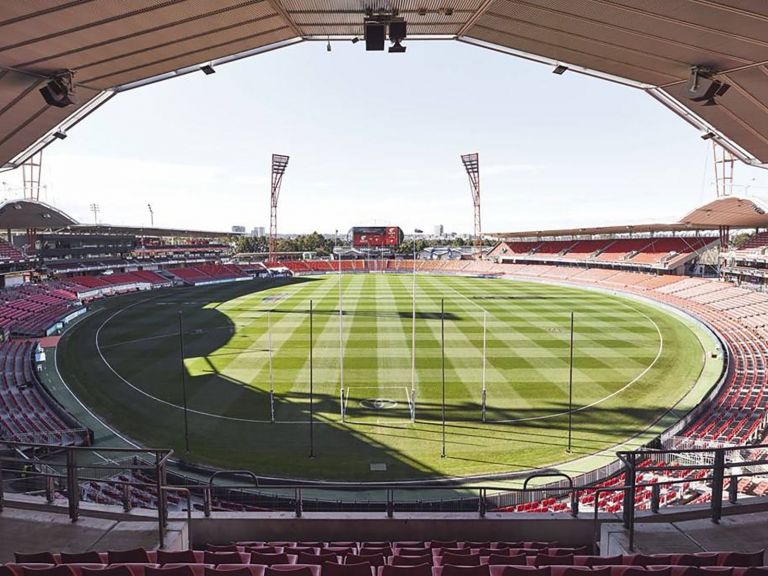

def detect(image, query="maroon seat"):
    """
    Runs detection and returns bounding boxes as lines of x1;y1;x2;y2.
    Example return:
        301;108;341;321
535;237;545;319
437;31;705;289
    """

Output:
437;551;471;558
743;569;768;576
391;557;432;567
146;568;196;576
330;544;358;549
297;554;339;566
719;552;764;568
562;569;611;576
23;568;75;576
362;551;392;560
209;547;241;553
156;552;198;566
15;555;56;565
440;554;481;567
467;545;491;551
286;550;319;557
204;569;255;576
163;565;207;576
204;553;245;566
394;545;425;550
676;557;718;568
622;568;672;576
267;544;297;549
535;558;573;568
583;558;622;568
432;544;459;551
320;563;372;576
250;554;292;566
247;549;282;556
60;554;103;565
267;567;320;576
500;568;551;576
440;565;490;576
627;557;674;568
107;550;150;565
380;565;432;576
397;551;429;559
211;568;266;576
80;568;133;576
487;556;526;567
346;556;385;567
546;551;587;558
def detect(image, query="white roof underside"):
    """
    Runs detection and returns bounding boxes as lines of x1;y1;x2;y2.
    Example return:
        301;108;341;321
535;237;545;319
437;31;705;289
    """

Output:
1;0;768;170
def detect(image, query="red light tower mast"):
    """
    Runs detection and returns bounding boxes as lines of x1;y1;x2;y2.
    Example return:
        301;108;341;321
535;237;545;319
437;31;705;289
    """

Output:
461;153;482;259
269;154;290;262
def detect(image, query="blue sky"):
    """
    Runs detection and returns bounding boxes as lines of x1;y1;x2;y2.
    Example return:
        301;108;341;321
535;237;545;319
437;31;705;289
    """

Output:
2;40;768;234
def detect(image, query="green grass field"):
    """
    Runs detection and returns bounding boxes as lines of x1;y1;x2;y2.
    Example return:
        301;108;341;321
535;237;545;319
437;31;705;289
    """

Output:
57;274;720;481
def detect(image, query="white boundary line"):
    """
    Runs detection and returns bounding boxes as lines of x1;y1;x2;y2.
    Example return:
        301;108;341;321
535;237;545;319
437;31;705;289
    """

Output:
92;279;664;427
435;275;665;424
492;306;664;423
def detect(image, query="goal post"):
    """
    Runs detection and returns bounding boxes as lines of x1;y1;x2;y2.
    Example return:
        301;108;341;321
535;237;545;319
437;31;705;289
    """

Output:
481;310;488;422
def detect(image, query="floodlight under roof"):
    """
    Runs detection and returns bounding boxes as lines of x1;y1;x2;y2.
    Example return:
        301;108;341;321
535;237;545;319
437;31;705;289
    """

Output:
553;65;568;75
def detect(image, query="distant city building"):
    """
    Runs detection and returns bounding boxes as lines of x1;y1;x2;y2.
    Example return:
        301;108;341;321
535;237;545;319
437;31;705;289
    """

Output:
433;224;444;236
252;226;265;237
231;225;246;233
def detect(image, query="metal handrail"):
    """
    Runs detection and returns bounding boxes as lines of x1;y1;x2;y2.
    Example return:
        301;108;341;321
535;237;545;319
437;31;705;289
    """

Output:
160;486;192;549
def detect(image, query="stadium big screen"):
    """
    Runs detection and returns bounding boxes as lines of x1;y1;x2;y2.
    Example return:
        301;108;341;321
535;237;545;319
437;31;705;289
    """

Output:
351;226;404;248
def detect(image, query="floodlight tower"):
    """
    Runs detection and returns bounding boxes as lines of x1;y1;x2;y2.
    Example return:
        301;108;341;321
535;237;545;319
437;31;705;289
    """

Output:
22;151;43;253
713;143;735;198
461;153;482;259
269;154;290;262
22;151;42;201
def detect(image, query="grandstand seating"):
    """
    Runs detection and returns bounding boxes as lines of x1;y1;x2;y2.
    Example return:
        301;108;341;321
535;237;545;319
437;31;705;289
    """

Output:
0;340;88;445
489;237;717;270
1;545;764;574
0;239;25;261
171;265;248;284
739;232;768;251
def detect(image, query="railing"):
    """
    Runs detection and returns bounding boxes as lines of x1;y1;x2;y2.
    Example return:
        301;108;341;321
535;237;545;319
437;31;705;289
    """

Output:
0;440;174;546
4;440;768;550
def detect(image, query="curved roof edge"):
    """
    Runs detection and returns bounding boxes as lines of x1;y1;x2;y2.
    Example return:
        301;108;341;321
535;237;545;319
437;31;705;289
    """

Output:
0;199;78;229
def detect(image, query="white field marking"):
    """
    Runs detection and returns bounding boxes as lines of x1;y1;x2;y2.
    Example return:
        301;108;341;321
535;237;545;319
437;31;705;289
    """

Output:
94;296;306;424
492;305;664;423
434;276;665;424
52;338;142;448
342;385;414;425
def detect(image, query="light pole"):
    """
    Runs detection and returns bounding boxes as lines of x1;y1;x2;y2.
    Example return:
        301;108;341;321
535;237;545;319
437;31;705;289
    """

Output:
89;203;100;225
411;228;423;416
147;203;154;227
336;229;345;420
178;311;190;455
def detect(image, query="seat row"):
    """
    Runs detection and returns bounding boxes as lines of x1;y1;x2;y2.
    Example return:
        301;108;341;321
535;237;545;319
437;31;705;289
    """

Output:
4;562;768;576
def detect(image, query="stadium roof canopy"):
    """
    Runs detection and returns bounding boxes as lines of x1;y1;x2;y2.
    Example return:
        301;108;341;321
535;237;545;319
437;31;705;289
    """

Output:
679;196;768;228
491;195;768;238
60;224;242;239
0;199;77;229
488;222;717;239
2;2;768;171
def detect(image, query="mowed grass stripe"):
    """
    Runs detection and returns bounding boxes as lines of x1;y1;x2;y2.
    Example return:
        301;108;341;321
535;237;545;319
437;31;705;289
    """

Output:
57;275;716;480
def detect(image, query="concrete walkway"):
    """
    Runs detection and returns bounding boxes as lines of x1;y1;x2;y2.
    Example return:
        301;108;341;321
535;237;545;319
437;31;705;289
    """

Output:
0;506;187;563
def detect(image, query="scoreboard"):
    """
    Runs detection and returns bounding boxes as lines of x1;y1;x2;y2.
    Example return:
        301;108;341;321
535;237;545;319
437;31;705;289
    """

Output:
351;226;404;248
